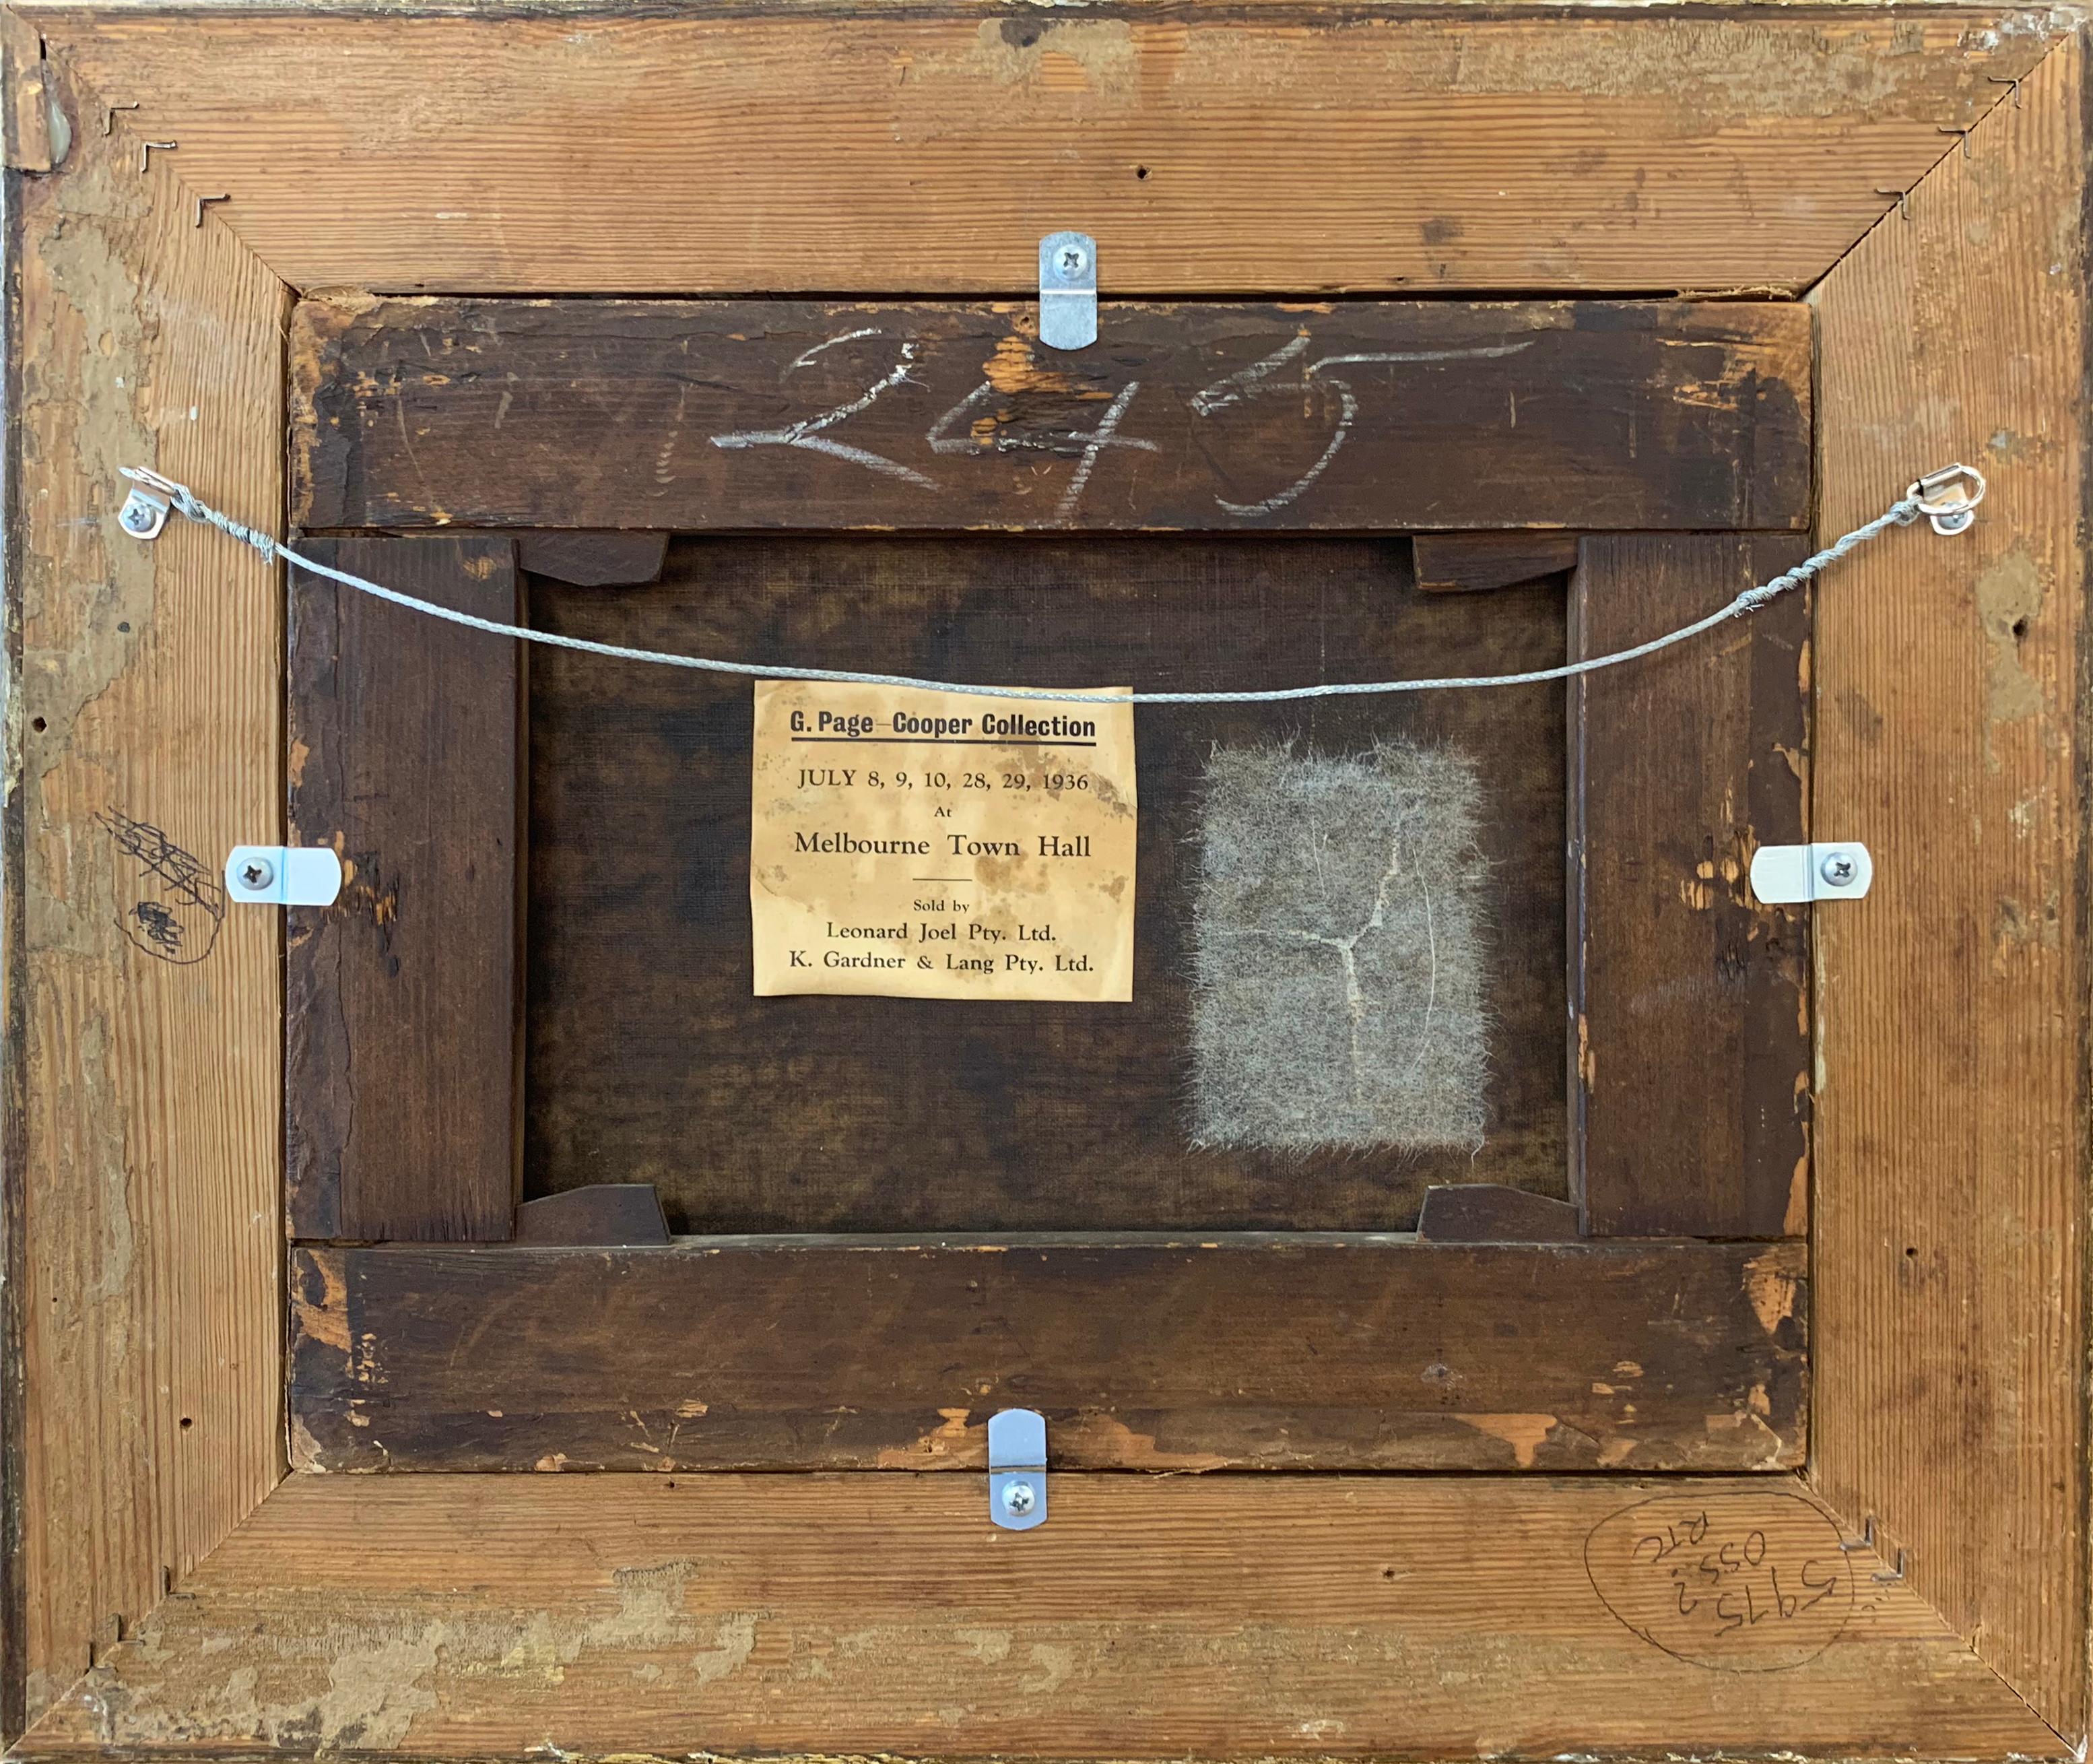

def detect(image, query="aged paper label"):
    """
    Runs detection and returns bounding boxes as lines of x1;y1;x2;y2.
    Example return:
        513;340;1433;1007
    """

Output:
750;680;1135;1001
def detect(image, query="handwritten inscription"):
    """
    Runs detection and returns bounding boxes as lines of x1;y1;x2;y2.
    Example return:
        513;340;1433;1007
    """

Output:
1189;335;1533;517
711;328;935;490
314;299;1809;536
100;810;224;965
707;324;1533;525
1584;1493;1853;1672
750;680;1136;1002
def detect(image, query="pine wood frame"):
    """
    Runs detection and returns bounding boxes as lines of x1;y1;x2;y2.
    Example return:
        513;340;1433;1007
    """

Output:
2;5;2084;1757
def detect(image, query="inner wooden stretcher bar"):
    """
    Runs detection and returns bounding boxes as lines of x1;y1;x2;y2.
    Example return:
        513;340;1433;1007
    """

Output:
283;294;1814;1477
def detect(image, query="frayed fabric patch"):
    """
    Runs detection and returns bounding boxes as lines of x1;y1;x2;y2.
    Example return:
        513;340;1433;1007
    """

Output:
1190;742;1489;1152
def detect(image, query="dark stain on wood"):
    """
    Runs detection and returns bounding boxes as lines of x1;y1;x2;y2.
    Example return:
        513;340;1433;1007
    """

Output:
288;1237;1807;1473
290;296;1812;534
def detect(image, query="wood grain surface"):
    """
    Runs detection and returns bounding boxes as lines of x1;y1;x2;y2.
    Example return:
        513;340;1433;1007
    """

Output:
1570;535;1812;1237
287;536;521;1243
288;1237;1809;1474
5;48;287;1737
1812;34;2088;1744
514;530;668;587
20;1474;2060;1760
290;296;1811;533
526;535;1567;1233
28;10;2061;294
5;7;2086;1757
1416;531;1581;595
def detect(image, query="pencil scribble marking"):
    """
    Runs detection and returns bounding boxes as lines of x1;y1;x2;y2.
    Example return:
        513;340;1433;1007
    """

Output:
100;809;224;965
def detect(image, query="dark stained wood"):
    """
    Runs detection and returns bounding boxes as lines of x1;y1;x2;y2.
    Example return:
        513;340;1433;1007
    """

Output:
1416;531;1582;594
1416;1184;1581;1242
290;297;1812;533
526;535;1567;1233
286;535;521;1243
514;529;668;587
1570;534;1812;1239
289;1237;1807;1473
513;1185;669;1247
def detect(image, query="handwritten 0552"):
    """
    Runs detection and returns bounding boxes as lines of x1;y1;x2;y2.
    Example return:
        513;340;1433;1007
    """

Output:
1583;1491;1855;1672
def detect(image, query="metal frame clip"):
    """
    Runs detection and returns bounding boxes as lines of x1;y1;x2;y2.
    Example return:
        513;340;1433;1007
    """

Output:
226;845;343;908
1038;232;1097;352
989;1408;1048;1532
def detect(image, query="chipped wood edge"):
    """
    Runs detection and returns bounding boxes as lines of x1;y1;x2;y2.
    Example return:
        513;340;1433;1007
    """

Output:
1;7;59;172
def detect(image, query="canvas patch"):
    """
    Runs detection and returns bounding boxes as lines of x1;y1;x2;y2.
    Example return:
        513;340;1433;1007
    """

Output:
1190;742;1489;1152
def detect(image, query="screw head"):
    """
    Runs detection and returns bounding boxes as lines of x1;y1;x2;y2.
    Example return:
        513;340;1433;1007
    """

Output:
1053;242;1088;280
1001;1479;1037;1517
1820;851;1858;888
118;490;168;540
238;857;275;891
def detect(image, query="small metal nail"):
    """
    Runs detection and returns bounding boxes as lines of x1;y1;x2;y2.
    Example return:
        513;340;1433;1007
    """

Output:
1988;73;2022;108
194;193;230;229
102;102;138;137
139;140;176;174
